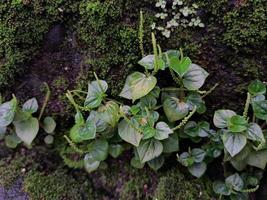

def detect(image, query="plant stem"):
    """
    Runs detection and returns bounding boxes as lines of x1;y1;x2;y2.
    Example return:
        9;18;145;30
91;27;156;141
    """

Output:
171;106;197;131
201;83;219;98
243;92;251;119
63;135;84;154
38;82;50;120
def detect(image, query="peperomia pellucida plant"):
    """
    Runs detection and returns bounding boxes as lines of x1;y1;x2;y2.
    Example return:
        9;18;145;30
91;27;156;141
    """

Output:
0;83;57;148
63;30;216;173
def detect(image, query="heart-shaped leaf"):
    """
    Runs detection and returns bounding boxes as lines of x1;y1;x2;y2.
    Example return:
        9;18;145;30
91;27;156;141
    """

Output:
188;162;207;178
252;100;267;120
213;110;236;128
87;139;109;161
142;125;157;140
0;96;17;127
84;80;108;109
191;148;206;163
70;120;96;143
138;55;155;70
147;155;165;171
5;133;22;148
222;132;247;157
84;153;100;173
213;181;231;196
97;101;120;127
247;149;267;169
162;133;179;153
119;72;157;102
225;173;244;192
137;139;163;163
154;122;173;140
108;144;124;158
247;123;265;142
22;98;38;113
227;115;248;133
163;97;189;122
118;118;142;147
182;64;209;90
14;117;39;146
43;116;56;134
248;80;266;96
169;56;192;77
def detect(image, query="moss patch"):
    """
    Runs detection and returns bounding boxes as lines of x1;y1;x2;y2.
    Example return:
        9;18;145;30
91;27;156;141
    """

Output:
23;169;93;200
153;168;212;200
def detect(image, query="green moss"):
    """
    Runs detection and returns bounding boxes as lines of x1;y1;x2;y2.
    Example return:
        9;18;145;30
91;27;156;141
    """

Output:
60;146;84;169
23;169;93;200
153;168;213;200
52;76;68;89
119;167;156;200
0;158;22;187
0;0;79;89
76;0;156;96
222;0;266;51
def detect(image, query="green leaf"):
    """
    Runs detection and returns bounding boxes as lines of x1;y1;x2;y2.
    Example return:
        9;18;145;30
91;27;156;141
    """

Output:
213;109;236;128
163;97;189;122
44;135;54;144
182;64;209;90
252;100;267;120
225;173;244;192
184;121;199;137
169;56;191;77
227;115;248;133
188;162;207;178
142;125;156;140
118;118;142;147
248;80;266;96
229;145;251;171
0;126;7;140
140;95;157;109
97;101;120;127
247;149;267;169
213;181;231;196
130;156;145;169
87;111;108;133
154;122;173;140
43;116;56;134
14;117;39;146
84;153;100;173
75;112;84;124
84;80;108;109
162;133;179;153
178;152;194;167
163;50;180;68
191;148;206;163
147;155;165;171
5;133;22;148
70;120;96;143
186;92;205;112
22;98;38;113
222;132;247;157
137;139;163;163
247;123;265;142
87;139;109;161
138;55;155;70
0;96;17;127
108;144;123;158
184;121;210;138
119;72;157;102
